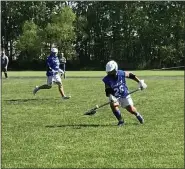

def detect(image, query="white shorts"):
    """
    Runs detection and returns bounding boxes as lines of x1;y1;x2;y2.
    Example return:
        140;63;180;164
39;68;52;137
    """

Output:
117;95;134;108
47;74;62;86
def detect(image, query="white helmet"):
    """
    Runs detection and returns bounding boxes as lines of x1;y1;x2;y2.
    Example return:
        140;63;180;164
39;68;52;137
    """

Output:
51;48;58;53
106;60;118;73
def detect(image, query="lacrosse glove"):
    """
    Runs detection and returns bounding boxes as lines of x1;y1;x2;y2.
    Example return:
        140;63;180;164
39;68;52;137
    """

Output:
59;69;64;76
138;80;147;90
109;94;118;103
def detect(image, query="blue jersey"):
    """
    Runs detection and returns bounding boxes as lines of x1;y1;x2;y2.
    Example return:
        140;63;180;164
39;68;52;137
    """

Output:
102;70;129;98
46;54;60;76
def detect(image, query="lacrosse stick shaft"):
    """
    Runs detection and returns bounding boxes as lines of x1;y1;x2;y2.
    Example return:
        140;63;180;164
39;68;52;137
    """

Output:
91;88;141;111
127;88;141;95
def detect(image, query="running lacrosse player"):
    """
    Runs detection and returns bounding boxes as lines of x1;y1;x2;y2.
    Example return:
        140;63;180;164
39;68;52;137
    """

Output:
102;60;147;126
33;48;71;99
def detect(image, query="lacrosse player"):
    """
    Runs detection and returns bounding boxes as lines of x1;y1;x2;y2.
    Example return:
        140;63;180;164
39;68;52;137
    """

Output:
59;52;66;79
102;60;147;126
1;49;9;79
33;48;71;99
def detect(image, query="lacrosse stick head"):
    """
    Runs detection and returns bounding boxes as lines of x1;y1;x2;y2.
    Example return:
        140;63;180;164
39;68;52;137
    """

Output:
84;109;97;115
84;105;99;115
84;105;99;116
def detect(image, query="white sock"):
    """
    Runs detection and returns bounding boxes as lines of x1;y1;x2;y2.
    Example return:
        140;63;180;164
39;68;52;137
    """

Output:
135;112;140;116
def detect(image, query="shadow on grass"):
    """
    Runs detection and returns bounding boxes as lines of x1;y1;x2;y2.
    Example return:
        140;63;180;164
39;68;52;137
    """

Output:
3;98;54;102
45;122;139;129
45;124;111;128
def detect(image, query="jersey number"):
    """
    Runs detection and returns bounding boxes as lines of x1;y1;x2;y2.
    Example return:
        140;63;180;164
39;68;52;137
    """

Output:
114;85;124;96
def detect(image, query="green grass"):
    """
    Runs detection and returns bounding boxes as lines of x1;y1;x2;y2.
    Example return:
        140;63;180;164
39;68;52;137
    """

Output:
2;71;184;168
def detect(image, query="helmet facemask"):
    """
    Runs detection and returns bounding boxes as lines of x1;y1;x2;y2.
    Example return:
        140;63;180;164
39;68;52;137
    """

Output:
107;69;118;79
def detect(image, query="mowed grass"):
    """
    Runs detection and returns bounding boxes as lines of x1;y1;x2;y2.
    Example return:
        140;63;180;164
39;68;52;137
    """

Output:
2;71;184;168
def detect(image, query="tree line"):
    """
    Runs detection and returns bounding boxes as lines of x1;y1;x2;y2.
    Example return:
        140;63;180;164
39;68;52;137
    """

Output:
1;1;185;70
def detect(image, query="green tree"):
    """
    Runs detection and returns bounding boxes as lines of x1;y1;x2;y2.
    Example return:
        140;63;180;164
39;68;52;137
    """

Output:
16;21;43;60
44;6;76;59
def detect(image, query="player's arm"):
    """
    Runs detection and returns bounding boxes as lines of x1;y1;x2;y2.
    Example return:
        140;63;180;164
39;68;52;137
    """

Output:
58;68;64;75
125;71;147;90
64;57;66;63
46;58;52;71
125;71;140;83
105;84;114;97
6;56;9;67
47;58;57;73
46;58;56;73
104;84;118;103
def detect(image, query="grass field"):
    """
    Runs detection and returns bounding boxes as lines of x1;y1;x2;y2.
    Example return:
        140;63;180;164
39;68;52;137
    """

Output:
1;71;184;168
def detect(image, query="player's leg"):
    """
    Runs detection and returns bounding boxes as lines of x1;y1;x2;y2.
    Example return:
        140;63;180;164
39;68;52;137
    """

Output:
125;105;144;124
110;101;124;126
2;67;7;78
120;95;144;124
4;67;8;78
33;76;52;95
55;74;70;99
56;82;71;99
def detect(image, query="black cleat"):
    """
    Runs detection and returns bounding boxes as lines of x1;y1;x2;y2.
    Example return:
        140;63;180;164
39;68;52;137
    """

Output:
136;115;144;124
117;120;124;126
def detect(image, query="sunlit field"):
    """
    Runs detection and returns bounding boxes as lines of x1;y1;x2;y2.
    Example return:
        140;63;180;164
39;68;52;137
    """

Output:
2;71;184;168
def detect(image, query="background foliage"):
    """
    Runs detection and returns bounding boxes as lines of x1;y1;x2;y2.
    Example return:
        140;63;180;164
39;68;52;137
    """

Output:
1;1;185;70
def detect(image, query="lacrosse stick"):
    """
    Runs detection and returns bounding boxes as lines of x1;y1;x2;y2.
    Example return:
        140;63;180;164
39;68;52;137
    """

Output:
84;88;141;116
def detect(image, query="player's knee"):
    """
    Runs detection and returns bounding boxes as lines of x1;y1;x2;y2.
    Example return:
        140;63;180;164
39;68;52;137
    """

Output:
126;105;136;113
56;82;62;87
110;102;119;111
